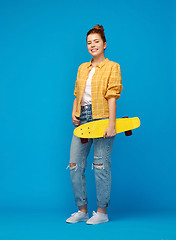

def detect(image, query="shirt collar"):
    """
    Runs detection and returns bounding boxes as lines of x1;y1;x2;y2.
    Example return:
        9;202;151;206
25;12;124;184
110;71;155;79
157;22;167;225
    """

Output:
87;58;109;69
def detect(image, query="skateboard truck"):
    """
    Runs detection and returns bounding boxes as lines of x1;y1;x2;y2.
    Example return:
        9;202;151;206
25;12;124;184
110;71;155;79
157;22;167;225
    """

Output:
122;116;132;136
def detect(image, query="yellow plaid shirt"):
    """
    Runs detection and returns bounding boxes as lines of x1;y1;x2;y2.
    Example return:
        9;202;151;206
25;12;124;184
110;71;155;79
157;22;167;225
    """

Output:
74;58;123;119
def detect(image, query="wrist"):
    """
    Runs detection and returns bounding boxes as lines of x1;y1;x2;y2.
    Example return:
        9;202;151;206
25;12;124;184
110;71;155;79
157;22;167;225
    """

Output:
108;122;115;128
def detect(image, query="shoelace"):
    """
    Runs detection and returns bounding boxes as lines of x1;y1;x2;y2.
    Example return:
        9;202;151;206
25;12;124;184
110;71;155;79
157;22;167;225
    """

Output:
71;210;83;216
92;211;97;216
92;211;106;216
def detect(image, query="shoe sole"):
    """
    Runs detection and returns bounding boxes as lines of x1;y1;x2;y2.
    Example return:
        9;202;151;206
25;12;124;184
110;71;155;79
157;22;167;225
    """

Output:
86;219;109;225
66;218;89;223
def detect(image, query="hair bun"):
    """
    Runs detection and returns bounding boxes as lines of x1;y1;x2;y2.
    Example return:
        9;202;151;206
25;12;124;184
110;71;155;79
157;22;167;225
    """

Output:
92;24;104;32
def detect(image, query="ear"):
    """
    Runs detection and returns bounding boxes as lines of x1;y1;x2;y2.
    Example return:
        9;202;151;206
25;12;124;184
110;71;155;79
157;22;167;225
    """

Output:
104;42;107;50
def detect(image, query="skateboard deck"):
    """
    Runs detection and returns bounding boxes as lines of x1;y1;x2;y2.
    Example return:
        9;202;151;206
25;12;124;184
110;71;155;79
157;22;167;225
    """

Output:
74;117;140;138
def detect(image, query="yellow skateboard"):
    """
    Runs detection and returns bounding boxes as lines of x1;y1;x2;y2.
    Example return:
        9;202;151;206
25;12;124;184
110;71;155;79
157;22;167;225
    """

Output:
74;116;140;138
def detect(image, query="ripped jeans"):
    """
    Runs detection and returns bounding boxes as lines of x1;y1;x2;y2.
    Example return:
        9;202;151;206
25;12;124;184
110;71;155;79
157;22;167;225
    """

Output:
67;104;115;208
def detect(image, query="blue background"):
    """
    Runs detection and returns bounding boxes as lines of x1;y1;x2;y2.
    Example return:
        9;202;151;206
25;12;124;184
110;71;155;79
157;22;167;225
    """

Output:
0;0;175;217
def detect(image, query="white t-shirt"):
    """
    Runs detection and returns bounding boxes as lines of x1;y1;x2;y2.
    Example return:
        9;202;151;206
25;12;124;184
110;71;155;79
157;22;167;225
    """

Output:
81;67;95;106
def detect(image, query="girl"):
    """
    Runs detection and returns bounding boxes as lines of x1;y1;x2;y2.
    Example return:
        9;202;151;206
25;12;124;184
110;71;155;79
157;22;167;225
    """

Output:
66;24;123;224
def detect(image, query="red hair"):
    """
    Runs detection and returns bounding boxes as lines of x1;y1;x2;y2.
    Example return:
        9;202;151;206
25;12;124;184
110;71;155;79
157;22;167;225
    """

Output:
86;24;106;43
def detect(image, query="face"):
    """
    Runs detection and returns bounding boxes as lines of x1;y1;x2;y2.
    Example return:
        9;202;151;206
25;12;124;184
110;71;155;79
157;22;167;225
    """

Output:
87;33;107;57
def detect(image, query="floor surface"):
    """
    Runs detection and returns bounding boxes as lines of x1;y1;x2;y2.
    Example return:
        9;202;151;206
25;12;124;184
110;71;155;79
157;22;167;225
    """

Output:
0;209;175;240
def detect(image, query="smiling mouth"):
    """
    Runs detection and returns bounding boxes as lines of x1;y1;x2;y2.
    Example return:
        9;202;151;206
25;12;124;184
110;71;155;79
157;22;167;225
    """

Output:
91;48;98;52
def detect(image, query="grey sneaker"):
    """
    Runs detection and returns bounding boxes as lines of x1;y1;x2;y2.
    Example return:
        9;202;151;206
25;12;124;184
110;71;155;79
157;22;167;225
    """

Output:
66;210;89;223
86;211;109;225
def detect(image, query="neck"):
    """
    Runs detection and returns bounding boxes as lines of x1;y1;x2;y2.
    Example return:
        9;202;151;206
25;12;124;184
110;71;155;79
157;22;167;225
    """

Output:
92;54;106;66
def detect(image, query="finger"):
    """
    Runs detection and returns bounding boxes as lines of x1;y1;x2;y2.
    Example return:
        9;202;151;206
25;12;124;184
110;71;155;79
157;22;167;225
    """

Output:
75;121;80;126
73;121;78;126
75;120;79;125
73;119;80;124
75;120;80;126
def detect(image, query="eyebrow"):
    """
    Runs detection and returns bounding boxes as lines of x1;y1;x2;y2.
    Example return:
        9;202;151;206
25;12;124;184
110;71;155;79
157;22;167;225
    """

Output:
87;39;99;42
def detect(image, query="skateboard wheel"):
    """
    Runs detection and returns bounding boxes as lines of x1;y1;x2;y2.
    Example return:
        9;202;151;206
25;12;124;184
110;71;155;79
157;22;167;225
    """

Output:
122;116;132;136
125;130;132;136
81;138;88;144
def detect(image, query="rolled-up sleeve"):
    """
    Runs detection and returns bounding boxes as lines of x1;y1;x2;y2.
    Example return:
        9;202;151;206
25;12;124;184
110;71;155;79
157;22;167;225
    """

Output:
73;80;77;97
105;63;123;100
73;66;80;97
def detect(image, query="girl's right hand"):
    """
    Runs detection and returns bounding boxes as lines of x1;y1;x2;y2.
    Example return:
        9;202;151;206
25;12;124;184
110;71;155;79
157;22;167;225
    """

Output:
72;115;80;127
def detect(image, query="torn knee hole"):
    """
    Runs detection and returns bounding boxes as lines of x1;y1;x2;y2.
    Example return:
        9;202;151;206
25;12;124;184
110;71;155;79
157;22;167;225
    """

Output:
70;163;77;167
93;163;103;166
92;163;104;170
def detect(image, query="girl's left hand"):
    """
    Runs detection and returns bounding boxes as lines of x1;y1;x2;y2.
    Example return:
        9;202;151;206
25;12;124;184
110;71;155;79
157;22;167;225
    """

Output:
103;125;116;138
